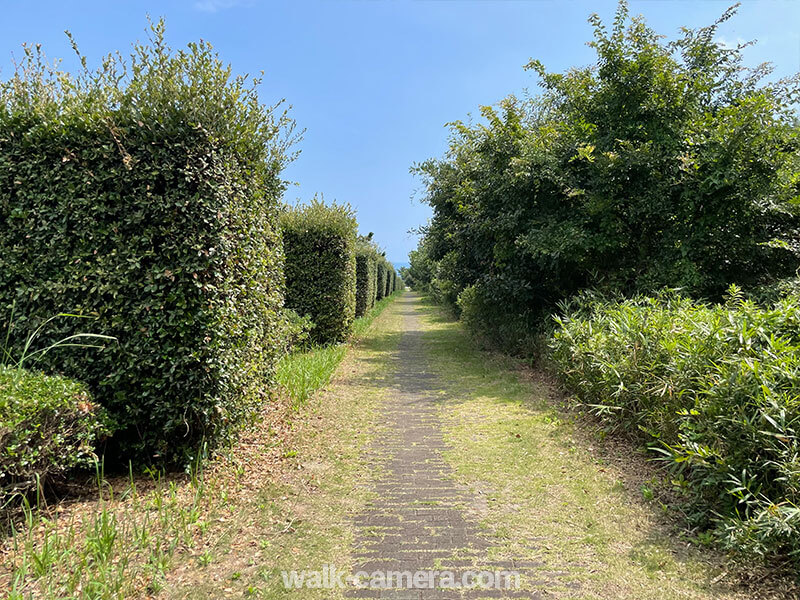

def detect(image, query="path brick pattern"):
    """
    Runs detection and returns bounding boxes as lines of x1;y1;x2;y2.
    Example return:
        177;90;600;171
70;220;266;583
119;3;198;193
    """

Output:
346;295;571;599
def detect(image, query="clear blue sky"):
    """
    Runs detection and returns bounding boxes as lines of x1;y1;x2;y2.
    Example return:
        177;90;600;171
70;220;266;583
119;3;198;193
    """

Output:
1;1;798;264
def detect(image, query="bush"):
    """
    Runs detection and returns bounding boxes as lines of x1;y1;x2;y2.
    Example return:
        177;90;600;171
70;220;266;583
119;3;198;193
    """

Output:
281;198;357;344
1;366;109;502
355;251;377;318
276;308;313;356
410;4;800;351
550;289;800;564
403;238;435;292
0;25;294;463
385;265;394;298
376;260;388;301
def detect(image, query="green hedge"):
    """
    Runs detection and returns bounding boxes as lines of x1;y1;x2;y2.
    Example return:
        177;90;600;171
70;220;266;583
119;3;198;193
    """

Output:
1;366;109;502
376;260;388;301
385;266;394;298
550;289;800;564
0;28;292;463
281;199;357;344
355;251;377;318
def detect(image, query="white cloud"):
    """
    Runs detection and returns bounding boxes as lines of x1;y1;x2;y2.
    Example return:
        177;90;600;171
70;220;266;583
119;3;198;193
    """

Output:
714;35;749;50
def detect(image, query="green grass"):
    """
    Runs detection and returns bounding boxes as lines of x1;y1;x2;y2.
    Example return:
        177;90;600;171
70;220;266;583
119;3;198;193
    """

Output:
1;292;405;600
161;292;404;598
350;291;402;340
413;296;770;599
276;291;403;408
276;345;347;408
3;464;213;599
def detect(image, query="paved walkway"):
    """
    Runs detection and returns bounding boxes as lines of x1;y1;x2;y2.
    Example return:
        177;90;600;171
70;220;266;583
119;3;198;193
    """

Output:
347;295;554;599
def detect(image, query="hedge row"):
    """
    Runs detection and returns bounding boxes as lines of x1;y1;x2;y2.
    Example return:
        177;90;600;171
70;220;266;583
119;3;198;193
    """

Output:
1;28;401;471
0;28;293;463
376;261;388;302
355;241;378;318
281;199;358;345
353;239;403;318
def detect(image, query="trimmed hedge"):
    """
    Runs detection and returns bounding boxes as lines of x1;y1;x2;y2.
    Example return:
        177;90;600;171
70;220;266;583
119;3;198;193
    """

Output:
281;199;357;344
385;266;394;298
1;366;109;502
376;260;388;301
355;252;377;318
0;28;292;463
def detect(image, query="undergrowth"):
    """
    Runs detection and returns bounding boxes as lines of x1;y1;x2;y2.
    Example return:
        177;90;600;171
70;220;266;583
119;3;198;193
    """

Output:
550;287;800;567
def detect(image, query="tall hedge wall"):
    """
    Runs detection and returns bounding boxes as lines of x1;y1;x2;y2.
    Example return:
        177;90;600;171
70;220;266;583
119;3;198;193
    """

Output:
386;267;395;297
376;261;388;301
281;199;357;344
355;252;377;317
0;30;293;463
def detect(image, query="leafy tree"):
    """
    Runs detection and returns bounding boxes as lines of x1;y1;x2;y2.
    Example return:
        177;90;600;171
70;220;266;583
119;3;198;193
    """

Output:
412;2;800;351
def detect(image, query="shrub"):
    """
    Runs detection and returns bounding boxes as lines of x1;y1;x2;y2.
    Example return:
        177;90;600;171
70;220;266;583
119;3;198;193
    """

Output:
1;366;109;503
403;238;435;292
376;260;388;301
355;251;377;318
385;265;394;298
410;4;800;351
281;198;357;344
550;289;800;564
0;25;294;463
750;276;800;305
276;308;313;356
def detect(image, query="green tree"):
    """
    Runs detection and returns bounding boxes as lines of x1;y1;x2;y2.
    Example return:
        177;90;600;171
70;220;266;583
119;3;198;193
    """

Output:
412;2;800;351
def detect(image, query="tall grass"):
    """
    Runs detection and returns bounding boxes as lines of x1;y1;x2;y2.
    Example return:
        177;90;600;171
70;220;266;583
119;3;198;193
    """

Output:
3;462;211;599
550;287;800;565
276;345;347;408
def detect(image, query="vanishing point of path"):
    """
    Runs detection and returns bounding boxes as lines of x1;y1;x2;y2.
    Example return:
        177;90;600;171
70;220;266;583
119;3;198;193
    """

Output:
346;294;572;599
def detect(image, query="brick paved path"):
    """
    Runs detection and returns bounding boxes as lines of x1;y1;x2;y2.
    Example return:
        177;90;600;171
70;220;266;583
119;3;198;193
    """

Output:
347;295;560;599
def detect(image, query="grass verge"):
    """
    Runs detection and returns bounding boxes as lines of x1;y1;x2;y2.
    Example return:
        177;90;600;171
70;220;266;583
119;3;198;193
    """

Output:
413;296;797;599
276;291;403;408
0;293;404;599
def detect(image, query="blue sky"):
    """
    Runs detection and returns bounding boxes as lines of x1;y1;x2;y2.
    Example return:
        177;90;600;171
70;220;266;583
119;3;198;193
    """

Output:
1;1;798;264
